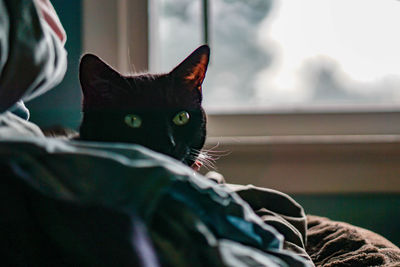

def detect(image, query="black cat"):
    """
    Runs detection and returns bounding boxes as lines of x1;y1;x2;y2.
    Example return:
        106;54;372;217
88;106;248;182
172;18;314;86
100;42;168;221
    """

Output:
78;45;210;168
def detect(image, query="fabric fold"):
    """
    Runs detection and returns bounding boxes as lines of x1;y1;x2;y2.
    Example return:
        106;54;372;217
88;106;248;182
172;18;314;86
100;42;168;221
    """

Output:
0;0;67;112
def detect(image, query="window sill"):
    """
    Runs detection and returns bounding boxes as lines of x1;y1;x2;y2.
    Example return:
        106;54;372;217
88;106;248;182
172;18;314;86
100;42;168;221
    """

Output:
204;134;400;194
207;134;400;146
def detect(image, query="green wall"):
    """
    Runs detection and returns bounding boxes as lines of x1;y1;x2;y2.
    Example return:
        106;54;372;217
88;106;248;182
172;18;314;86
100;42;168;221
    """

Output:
26;0;82;130
294;193;400;246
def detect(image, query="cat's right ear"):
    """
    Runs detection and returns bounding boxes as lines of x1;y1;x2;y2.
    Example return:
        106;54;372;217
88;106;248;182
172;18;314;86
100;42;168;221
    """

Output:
171;45;210;93
79;54;121;108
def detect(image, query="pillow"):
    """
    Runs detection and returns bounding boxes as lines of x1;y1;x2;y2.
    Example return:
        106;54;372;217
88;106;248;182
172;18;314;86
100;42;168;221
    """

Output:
0;0;66;113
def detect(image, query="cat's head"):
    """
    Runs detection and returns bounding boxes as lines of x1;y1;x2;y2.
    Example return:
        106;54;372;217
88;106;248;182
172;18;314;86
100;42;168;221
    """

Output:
79;45;210;167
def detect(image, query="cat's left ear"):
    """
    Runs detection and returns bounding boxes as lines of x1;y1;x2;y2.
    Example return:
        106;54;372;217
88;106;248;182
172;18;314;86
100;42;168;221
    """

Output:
79;54;125;109
171;45;210;92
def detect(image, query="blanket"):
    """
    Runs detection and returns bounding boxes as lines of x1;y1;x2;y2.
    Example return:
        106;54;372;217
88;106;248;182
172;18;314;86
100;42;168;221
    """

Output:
306;215;400;267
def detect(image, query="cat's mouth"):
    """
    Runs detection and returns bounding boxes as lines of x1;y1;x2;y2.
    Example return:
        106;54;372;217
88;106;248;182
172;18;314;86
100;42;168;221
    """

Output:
191;160;203;171
146;144;193;166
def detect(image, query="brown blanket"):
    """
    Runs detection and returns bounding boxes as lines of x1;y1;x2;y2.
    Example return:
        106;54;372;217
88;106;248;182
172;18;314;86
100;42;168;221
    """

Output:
306;215;400;267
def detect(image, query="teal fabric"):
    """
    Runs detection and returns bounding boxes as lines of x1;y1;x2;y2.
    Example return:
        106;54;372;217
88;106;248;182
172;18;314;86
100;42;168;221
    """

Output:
9;100;30;120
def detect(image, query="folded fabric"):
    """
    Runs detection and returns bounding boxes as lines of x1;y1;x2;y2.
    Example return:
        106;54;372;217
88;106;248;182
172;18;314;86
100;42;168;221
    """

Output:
226;184;313;263
306;215;400;267
0;0;67;112
9;100;30;120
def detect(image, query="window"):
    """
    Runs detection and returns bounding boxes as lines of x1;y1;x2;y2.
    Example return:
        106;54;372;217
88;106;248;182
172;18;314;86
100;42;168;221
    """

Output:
83;0;400;193
152;0;400;112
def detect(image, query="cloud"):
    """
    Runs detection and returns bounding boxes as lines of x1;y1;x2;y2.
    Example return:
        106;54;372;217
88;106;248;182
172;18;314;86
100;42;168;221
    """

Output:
158;0;400;109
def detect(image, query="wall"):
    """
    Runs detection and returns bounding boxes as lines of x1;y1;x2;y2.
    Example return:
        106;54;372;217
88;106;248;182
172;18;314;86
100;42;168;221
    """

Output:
294;194;400;246
26;0;83;129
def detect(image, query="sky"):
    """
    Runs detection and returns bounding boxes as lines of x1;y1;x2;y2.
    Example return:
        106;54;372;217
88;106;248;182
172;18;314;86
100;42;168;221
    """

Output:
255;0;400;104
157;0;400;109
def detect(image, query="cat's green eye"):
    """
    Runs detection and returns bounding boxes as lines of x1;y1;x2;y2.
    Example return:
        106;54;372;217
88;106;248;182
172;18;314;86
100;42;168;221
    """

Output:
124;114;142;128
173;111;190;126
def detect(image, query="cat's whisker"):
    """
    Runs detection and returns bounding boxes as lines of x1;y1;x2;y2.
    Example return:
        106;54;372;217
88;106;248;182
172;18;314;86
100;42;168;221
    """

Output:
187;147;219;170
201;160;217;171
190;149;219;170
204;142;221;152
202;147;230;153
202;142;228;154
209;151;232;158
200;155;216;164
194;156;215;170
201;151;231;157
197;149;231;161
201;148;231;156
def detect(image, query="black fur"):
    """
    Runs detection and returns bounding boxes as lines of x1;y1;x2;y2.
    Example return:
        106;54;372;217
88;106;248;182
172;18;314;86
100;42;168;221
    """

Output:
79;45;210;166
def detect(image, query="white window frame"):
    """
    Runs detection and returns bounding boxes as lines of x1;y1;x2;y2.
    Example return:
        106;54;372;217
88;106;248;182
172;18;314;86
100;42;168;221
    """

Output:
83;0;400;193
83;0;149;74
